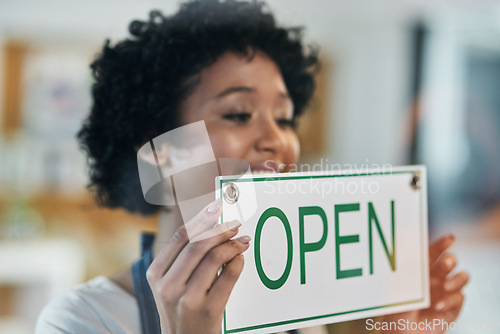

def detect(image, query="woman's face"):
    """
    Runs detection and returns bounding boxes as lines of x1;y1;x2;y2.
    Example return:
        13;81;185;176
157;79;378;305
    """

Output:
180;50;300;173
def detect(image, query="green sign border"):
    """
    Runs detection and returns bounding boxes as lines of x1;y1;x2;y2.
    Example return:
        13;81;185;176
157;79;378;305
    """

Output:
220;170;426;333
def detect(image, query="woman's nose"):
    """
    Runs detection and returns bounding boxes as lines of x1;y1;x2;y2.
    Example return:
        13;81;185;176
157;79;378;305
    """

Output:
254;116;286;154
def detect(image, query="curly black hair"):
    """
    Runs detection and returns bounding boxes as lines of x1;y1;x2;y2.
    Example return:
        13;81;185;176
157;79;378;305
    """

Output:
77;0;319;215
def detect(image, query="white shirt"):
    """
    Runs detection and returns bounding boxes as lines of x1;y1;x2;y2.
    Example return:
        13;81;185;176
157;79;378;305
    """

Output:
35;276;140;334
35;276;328;334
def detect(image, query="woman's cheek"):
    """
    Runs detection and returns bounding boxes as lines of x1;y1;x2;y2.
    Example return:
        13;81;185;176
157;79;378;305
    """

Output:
287;132;300;166
209;129;249;160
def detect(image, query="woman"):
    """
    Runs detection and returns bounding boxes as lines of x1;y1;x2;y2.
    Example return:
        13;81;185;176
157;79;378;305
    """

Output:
36;0;468;333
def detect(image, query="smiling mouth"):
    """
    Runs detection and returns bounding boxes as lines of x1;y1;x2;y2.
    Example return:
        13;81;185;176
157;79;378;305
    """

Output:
250;161;287;174
251;170;277;175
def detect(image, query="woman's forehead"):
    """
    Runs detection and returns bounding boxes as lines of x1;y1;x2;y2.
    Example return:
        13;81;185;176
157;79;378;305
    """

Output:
192;50;289;102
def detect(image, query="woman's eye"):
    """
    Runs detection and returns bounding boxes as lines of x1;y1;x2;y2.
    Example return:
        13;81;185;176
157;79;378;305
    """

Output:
276;118;296;129
222;112;252;123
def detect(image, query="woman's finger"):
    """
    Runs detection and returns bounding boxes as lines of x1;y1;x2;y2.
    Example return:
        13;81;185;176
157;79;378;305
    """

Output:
185;236;251;296
207;253;246;311
183;199;225;239
430;253;457;278
429;235;455;265
430;276;442;289
434;292;465;312
444;271;470;293
162;219;243;288
147;199;224;281
191;219;241;243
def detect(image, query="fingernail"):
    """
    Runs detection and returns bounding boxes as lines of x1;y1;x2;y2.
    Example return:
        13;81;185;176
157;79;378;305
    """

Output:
444;256;454;268
435;301;445;311
444;281;453;291
238;236;251;244
207;199;222;213
228;220;242;231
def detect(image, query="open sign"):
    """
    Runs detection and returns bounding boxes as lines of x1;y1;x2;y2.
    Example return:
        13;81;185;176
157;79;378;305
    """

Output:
216;166;429;334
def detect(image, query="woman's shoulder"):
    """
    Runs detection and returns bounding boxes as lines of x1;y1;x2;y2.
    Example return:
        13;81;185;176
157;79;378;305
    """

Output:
35;276;140;334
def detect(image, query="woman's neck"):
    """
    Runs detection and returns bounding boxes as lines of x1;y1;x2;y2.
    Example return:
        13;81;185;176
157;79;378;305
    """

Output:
153;205;184;256
110;205;184;296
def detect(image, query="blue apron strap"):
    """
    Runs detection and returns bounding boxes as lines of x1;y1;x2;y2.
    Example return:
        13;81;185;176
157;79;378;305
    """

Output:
132;233;161;334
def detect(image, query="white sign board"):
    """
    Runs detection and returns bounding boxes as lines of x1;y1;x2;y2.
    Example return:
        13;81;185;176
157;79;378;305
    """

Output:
215;166;429;334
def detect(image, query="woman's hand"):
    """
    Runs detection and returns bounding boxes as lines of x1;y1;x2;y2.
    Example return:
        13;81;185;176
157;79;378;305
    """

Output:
147;199;250;334
379;235;469;334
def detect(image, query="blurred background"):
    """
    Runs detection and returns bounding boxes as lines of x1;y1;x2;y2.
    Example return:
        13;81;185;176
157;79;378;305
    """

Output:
0;0;499;333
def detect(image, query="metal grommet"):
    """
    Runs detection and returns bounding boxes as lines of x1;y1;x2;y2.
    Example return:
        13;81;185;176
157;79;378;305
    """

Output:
223;182;239;204
410;172;421;190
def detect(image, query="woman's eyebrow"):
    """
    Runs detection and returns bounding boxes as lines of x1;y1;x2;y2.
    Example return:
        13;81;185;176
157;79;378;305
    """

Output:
213;86;254;99
213;86;291;101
